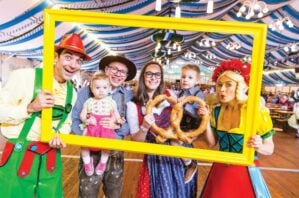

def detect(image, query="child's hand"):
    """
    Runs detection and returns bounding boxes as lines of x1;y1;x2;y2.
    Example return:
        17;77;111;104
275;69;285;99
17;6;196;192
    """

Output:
86;116;96;125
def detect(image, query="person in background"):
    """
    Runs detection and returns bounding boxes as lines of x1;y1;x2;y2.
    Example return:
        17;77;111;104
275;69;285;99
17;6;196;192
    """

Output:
288;92;299;138
199;59;275;198
72;55;136;197
127;62;198;198
80;72;125;176
0;33;90;197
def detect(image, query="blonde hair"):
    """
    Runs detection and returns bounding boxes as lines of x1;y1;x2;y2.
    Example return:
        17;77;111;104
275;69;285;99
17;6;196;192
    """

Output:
90;72;110;88
217;71;248;103
181;64;200;77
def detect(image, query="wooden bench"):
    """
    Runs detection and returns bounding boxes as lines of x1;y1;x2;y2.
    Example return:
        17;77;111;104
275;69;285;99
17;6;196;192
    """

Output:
273;127;283;132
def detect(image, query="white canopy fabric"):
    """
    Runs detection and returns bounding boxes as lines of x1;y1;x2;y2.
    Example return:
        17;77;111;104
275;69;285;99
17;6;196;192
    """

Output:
0;0;298;85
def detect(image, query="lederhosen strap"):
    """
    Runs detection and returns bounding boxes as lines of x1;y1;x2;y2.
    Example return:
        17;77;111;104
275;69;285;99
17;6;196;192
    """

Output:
1;68;73;178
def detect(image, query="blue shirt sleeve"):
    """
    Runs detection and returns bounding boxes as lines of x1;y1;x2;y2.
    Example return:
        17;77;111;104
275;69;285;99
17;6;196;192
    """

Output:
71;87;90;135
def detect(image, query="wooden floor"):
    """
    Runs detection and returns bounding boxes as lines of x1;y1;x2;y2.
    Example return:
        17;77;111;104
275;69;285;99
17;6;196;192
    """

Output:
0;129;297;197
61;128;299;198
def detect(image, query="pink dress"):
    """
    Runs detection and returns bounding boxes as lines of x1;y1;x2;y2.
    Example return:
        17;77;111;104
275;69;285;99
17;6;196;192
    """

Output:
84;96;115;139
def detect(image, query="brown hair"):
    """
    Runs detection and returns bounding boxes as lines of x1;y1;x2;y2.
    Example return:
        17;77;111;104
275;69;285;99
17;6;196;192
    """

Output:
133;62;164;105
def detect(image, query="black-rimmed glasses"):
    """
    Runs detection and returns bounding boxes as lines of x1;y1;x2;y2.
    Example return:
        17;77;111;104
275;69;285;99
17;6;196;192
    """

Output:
108;66;128;77
145;71;161;79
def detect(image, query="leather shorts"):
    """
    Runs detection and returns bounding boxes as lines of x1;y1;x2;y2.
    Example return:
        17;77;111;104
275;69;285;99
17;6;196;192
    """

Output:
78;150;124;198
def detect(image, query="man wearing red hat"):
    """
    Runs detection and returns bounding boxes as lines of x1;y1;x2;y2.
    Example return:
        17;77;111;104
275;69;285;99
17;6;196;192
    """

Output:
0;33;91;197
72;55;136;197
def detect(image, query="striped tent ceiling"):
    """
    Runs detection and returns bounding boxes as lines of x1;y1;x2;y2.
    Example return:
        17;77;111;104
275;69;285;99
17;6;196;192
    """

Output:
0;0;299;85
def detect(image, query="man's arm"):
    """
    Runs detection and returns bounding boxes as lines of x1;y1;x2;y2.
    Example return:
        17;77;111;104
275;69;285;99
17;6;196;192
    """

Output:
113;89;133;139
0;69;34;124
71;87;90;135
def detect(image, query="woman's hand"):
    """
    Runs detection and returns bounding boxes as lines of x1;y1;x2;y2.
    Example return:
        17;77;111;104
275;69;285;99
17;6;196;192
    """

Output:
49;134;66;149
197;105;210;117
142;114;155;130
247;135;274;155
247;135;263;150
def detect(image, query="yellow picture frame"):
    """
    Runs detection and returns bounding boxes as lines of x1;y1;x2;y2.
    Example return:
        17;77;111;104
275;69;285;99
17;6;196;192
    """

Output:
42;9;267;165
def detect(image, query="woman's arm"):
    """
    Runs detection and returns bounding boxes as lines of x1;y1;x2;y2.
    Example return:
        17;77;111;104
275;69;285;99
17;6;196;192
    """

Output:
127;102;154;142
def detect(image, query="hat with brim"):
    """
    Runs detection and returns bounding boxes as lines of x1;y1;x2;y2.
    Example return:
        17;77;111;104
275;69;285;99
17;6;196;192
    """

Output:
99;55;136;81
55;33;91;61
288;115;299;129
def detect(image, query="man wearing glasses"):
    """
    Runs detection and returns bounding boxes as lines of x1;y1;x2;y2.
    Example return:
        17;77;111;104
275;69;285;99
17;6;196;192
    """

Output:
72;55;136;197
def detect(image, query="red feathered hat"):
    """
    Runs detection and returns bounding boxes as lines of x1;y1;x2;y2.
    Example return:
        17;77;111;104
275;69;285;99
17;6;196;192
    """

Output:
212;59;250;85
55;33;91;61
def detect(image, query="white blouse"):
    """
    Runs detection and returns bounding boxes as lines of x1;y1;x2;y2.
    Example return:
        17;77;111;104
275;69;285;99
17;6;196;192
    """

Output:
126;100;171;135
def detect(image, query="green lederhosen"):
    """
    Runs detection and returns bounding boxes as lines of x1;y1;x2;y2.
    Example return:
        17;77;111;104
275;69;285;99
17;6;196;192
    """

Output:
0;68;73;197
0;139;63;197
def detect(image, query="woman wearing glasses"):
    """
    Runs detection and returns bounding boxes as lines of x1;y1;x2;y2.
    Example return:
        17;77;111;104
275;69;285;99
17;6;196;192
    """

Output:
126;62;197;197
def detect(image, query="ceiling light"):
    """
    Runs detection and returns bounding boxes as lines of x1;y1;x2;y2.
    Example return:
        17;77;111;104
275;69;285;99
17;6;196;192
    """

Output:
236;0;268;20
152;30;184;65
175;5;181;18
207;0;214;14
155;0;162;11
225;42;241;51
269;17;294;32
199;39;216;47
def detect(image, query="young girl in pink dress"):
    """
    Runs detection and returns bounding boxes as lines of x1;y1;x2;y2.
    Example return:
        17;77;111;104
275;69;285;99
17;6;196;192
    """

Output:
80;72;124;176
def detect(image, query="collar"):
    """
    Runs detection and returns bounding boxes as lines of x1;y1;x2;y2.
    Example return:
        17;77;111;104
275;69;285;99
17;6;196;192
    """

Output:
111;86;126;94
181;86;200;96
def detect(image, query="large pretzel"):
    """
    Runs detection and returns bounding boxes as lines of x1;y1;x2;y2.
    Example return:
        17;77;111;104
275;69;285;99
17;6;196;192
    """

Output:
146;95;178;143
146;94;208;144
172;96;209;143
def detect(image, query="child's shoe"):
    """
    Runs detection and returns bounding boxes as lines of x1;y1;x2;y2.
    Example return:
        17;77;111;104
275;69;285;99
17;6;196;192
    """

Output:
84;158;94;176
95;162;106;175
184;160;198;184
